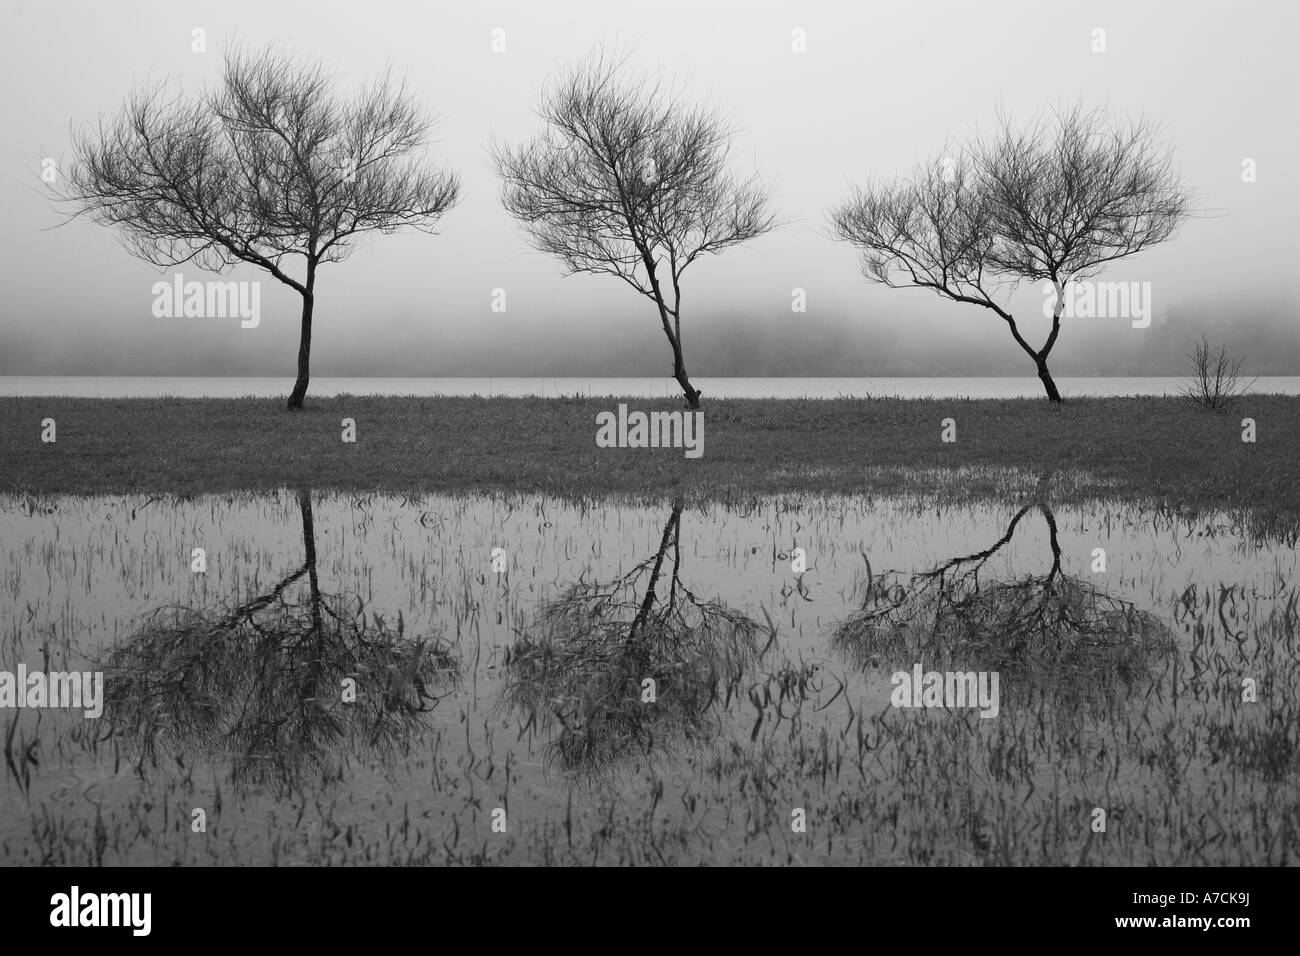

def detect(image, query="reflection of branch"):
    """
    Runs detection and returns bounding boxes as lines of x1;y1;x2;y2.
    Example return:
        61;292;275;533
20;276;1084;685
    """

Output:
835;503;1172;706
301;488;324;633
101;488;459;789
220;565;309;624
913;503;1061;595
220;490;322;627
504;498;766;781
631;499;681;641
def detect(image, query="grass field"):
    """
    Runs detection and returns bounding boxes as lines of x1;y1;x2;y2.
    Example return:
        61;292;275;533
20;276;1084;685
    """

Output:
1;394;1295;517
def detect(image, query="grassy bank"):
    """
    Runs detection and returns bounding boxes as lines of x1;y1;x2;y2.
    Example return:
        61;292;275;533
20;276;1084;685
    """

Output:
1;394;1296;514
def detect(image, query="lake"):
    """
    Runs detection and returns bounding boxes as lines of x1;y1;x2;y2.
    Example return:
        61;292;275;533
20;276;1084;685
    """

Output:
4;375;1300;399
1;489;1294;864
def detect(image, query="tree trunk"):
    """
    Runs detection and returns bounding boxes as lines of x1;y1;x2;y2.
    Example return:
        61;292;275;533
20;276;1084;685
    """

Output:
286;292;313;409
1001;309;1063;405
671;301;700;410
1037;281;1066;405
648;279;700;409
673;353;701;410
286;285;315;410
639;257;702;411
1036;359;1063;403
665;319;700;409
653;314;700;409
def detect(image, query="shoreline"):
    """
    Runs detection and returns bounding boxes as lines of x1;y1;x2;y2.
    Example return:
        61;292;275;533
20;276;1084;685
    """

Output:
4;376;1299;401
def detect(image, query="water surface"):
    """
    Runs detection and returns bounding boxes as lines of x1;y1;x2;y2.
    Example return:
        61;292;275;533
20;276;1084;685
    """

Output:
0;491;1295;864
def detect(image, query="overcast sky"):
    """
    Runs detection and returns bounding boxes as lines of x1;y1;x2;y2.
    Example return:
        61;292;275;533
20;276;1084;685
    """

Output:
1;0;1296;377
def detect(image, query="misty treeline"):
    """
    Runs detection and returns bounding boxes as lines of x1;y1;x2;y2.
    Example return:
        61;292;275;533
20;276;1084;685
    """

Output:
10;296;1293;379
420;298;1283;380
56;44;1193;408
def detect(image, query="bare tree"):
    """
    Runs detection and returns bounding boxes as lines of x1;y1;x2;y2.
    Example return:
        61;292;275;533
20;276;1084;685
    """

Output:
830;105;1191;402
57;45;460;409
493;51;775;409
1181;334;1254;410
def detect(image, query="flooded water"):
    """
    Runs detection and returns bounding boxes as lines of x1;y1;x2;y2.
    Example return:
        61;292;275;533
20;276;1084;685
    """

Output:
1;491;1296;864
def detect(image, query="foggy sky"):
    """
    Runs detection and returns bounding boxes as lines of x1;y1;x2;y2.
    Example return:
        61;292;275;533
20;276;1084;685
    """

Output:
2;0;1296;377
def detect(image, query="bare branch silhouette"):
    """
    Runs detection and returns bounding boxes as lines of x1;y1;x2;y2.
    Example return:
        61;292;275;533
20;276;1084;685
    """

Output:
1181;334;1255;411
493;49;776;409
830;104;1192;402
56;45;460;409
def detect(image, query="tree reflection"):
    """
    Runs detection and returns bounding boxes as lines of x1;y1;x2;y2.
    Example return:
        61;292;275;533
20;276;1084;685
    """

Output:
101;489;459;790
834;503;1173;708
503;497;767;782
